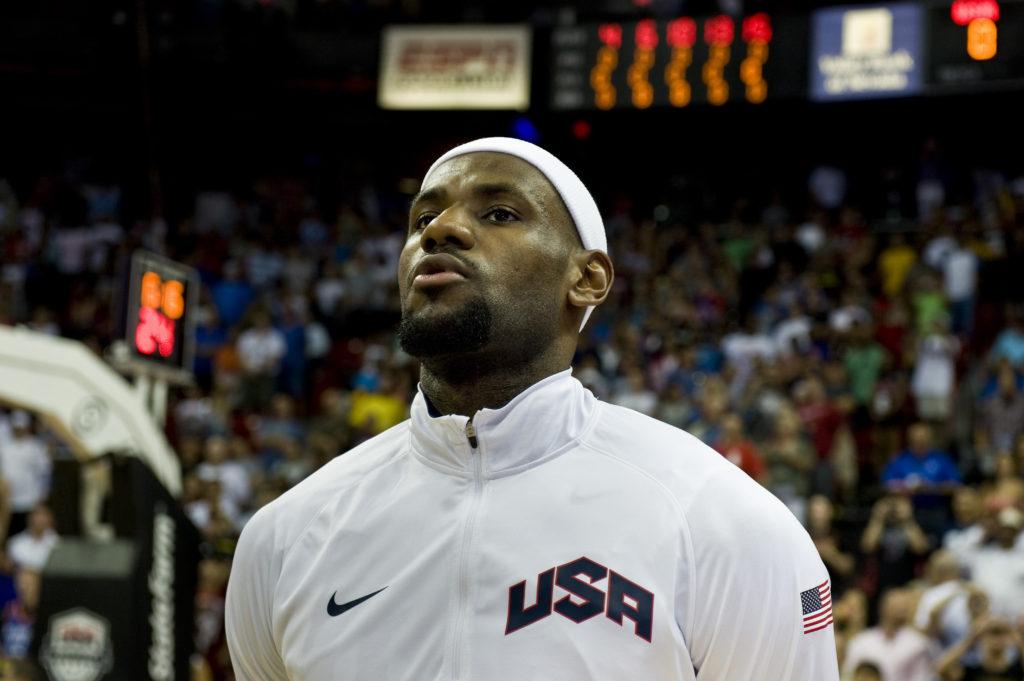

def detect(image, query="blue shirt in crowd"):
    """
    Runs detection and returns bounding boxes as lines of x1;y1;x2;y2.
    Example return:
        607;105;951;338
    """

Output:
882;449;961;489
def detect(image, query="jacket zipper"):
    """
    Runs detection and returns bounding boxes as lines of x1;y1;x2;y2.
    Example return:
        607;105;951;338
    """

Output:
451;418;482;680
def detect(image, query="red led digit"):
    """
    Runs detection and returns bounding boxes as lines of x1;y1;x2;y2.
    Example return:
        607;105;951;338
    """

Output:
704;15;735;47
667;17;697;48
635;19;659;49
599;23;623;49
742;13;773;43
135;307;177;358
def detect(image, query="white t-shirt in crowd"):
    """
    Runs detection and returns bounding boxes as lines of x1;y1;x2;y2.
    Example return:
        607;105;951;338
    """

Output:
943;248;978;302
944;524;985;564
843;626;936;681
911;334;959;400
0;436;51;512
964;542;1024;621
7;529;58;571
237;327;286;374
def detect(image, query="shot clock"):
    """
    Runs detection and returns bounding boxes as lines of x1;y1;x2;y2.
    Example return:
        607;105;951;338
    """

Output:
124;251;198;376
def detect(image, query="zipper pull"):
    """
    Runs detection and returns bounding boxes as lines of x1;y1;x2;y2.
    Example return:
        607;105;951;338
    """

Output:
465;419;479;449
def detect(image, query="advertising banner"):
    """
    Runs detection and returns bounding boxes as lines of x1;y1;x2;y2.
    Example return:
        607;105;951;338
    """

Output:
378;25;531;110
811;3;924;100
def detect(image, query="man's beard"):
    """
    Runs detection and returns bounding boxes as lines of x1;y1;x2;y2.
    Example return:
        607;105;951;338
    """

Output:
398;295;493;358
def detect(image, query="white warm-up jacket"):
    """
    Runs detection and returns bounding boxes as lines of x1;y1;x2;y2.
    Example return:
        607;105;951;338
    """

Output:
226;369;840;680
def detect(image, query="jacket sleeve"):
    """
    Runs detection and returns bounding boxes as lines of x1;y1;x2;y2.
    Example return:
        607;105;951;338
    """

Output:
225;508;290;681
684;469;840;680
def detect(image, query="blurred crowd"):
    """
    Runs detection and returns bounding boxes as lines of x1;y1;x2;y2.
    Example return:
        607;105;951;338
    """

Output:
1;147;1024;681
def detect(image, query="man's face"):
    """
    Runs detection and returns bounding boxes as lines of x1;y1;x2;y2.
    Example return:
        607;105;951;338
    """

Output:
398;152;578;362
908;424;931;454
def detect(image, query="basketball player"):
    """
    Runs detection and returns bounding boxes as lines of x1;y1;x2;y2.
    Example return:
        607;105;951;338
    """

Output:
226;138;840;680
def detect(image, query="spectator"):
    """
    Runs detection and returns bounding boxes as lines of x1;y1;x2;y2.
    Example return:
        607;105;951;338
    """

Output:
881;423;961;535
713;413;766;482
843;588;936;681
943;488;986;564
347;373;407;438
844;323;888;410
762;407;815;520
0;413;51;539
911;272;949;337
878;233;917;299
211;260;255;329
860;496;931;596
936;615;1024;681
913;550;974;651
834;588;869;670
989;311;1024;368
6;506;57;572
910;319;960;423
611;366;658;416
196;436;252;514
795;376;846;491
654;383;692;430
975;364;1024;476
961;507;1024;623
807;495;856;597
235;311;286;411
1;568;39;659
943;234;979;337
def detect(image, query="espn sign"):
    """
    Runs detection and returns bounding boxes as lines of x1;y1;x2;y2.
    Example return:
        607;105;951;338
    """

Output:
379;25;531;110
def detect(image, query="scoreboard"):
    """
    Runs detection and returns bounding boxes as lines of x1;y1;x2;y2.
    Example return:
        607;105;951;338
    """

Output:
549;1;1024;110
551;14;808;110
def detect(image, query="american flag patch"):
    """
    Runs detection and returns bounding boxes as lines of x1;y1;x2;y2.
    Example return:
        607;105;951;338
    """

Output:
800;579;833;634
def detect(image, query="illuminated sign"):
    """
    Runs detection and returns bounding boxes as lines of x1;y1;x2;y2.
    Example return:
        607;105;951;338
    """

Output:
811;3;924;100
125;252;197;375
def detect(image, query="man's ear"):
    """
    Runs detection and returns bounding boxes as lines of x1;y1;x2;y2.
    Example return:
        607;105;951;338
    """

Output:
567;250;614;310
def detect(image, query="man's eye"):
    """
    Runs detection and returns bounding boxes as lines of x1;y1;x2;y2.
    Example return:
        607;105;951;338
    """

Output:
414;214;436;230
485;208;517;223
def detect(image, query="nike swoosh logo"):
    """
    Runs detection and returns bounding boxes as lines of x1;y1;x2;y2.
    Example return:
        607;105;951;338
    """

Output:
327;587;388;617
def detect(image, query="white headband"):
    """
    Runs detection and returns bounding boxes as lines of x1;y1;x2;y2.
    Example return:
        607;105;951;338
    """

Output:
422;137;607;331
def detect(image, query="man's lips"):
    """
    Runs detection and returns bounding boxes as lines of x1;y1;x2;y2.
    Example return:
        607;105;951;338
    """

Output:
411;254;471;289
414;270;466;288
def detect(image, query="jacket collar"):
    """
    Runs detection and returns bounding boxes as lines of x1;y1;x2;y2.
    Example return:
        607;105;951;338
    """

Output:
409;369;598;478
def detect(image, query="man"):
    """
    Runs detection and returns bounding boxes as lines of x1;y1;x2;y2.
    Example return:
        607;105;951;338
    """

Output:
235;311;286;410
843;589;936;681
0;412;50;540
936;615;1024;681
6;505;57;572
882;422;961;538
976;364;1024;475
226;138;838;679
961;507;1024;623
913;550;974;652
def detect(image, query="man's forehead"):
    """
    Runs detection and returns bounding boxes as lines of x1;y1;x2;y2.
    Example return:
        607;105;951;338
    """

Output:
420;151;558;200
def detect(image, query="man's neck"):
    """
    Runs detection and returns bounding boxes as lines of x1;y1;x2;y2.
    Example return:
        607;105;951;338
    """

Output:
418;345;570;417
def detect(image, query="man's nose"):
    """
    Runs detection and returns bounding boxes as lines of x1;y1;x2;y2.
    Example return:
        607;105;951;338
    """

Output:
420;207;476;251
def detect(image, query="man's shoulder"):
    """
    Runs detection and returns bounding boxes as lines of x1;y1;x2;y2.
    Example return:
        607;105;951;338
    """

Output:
585;401;798;536
239;419;411;550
